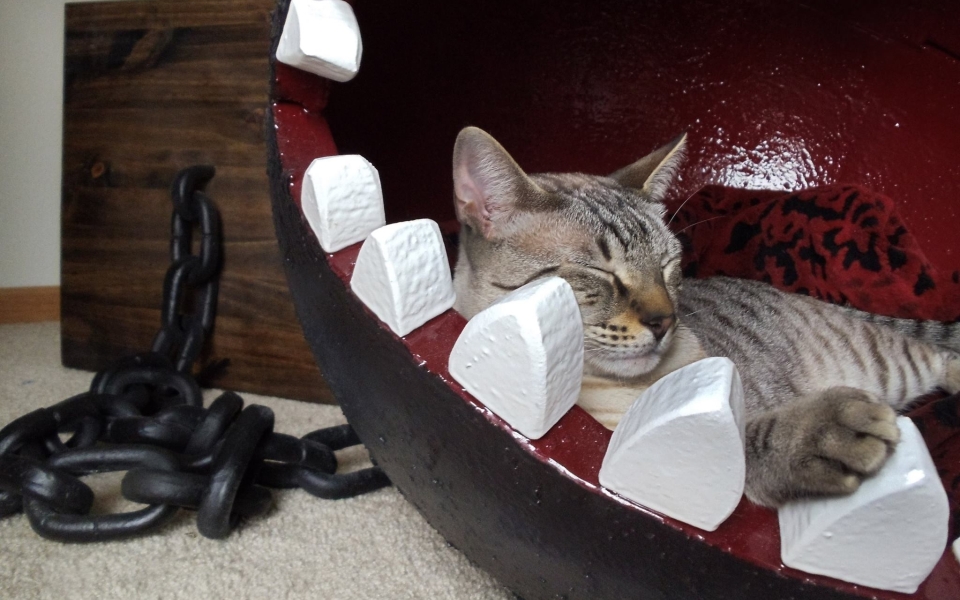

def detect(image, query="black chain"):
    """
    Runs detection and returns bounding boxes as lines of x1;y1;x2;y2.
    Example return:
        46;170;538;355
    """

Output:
0;167;390;542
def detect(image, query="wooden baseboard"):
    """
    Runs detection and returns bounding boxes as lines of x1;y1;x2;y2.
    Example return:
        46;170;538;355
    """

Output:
0;286;60;324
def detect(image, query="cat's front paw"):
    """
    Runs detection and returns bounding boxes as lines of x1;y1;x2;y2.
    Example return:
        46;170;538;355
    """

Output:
745;387;900;507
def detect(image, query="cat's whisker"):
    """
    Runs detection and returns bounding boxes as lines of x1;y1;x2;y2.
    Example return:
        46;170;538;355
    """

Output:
675;215;726;234
665;194;694;229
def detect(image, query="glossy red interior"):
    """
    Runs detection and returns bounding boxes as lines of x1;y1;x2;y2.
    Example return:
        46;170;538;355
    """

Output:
271;0;960;597
321;0;960;274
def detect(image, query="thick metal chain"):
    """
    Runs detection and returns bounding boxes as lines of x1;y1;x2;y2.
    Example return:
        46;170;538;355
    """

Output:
153;165;220;372
0;167;390;542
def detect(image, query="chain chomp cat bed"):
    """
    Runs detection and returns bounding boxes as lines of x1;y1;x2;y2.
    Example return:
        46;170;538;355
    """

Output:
268;0;960;597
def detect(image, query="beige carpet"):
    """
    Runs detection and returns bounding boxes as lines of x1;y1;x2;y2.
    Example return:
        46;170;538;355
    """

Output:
0;323;512;600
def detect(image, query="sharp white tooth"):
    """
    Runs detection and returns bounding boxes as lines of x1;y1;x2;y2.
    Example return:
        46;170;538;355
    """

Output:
301;155;384;253
350;219;455;337
779;417;949;593
276;0;362;82
599;357;746;532
448;277;583;440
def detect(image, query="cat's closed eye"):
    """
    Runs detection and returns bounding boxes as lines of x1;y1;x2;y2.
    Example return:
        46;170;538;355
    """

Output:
576;264;616;280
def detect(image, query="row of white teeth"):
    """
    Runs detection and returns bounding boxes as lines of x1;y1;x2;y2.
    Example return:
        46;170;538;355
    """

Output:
276;0;955;592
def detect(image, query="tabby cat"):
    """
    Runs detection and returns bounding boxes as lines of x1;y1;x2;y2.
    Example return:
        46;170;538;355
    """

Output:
450;126;960;507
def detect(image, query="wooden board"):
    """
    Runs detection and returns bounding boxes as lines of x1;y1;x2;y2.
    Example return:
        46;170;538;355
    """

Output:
61;0;331;403
0;287;60;324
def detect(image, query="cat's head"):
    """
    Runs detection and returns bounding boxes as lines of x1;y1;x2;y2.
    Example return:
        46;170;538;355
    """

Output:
451;126;686;380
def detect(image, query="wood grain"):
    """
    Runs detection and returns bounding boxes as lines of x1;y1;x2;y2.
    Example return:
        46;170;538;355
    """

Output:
61;0;332;403
0;287;60;324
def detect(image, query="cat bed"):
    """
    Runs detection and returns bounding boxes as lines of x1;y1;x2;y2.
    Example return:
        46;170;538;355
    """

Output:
266;0;960;598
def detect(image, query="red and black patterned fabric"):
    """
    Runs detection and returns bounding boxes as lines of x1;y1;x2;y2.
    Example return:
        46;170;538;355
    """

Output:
668;184;960;537
670;185;960;321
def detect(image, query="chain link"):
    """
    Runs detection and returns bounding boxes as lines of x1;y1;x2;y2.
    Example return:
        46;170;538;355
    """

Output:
153;166;221;372
0;166;390;542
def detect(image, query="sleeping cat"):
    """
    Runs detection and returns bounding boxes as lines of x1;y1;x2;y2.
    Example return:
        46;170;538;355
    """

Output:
450;126;960;508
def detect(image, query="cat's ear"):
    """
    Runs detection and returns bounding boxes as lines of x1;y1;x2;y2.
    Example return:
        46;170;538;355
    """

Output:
453;127;543;239
609;133;687;201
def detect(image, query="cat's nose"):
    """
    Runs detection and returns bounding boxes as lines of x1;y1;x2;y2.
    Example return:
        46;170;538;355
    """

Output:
642;313;675;341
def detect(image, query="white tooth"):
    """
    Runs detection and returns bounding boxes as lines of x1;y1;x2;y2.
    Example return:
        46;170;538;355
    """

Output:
599;357;746;532
350;219;455;337
448;277;583;440
301;155;384;253
276;0;362;82
779;417;949;593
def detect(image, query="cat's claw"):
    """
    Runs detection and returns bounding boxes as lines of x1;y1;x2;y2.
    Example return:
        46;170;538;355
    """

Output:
745;387;900;507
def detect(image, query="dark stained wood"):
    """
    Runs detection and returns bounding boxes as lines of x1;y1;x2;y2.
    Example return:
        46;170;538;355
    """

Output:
61;0;331;403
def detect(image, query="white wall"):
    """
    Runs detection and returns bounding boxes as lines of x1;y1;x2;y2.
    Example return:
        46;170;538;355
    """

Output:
0;0;124;289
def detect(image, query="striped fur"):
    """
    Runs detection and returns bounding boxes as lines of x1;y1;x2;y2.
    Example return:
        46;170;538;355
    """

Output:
836;304;960;354
450;127;960;507
681;277;960;412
